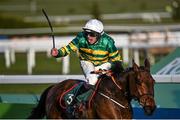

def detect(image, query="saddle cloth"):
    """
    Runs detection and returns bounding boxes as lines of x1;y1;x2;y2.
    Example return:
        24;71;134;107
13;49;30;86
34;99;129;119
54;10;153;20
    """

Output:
60;82;84;108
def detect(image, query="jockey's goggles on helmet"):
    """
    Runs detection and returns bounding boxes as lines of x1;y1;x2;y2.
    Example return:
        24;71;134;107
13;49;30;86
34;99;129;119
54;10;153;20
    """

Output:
84;29;99;37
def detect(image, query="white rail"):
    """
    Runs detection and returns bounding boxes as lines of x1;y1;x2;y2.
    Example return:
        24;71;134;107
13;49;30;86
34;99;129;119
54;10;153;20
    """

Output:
0;75;179;84
24;12;171;23
0;75;85;84
0;33;180;74
1;24;180;35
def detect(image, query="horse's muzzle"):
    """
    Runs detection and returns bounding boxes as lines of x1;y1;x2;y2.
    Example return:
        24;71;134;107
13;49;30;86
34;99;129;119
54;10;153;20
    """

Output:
143;105;156;116
140;95;156;116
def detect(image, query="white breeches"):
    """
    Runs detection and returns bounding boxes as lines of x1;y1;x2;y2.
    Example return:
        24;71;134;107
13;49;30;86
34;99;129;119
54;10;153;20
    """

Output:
80;60;111;85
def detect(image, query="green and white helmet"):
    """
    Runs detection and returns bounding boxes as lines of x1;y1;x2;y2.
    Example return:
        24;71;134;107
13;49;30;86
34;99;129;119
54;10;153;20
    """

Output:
83;19;104;35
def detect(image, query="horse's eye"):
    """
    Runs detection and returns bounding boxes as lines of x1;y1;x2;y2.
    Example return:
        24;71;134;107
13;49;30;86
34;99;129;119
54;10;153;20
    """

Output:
136;79;142;85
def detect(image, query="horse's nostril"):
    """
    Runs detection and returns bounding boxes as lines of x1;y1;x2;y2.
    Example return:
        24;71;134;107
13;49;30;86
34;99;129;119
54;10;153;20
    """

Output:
143;106;155;116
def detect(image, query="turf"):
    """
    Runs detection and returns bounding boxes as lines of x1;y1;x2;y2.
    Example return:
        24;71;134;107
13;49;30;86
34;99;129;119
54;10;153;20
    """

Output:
0;0;176;28
0;52;82;75
0;103;35;119
0;0;171;16
0;84;52;94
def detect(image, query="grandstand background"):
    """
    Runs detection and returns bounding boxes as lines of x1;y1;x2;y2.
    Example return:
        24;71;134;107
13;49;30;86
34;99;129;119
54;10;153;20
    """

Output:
0;0;180;119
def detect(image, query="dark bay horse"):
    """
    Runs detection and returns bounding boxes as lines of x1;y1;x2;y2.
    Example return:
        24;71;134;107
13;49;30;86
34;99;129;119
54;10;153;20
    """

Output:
28;59;156;119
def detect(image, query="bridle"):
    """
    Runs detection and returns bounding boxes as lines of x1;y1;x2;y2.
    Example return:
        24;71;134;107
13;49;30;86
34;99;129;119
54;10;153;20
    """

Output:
133;69;154;107
92;68;154;108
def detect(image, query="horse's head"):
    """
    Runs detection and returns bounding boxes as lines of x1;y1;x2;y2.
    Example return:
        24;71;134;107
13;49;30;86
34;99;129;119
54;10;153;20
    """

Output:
131;59;156;115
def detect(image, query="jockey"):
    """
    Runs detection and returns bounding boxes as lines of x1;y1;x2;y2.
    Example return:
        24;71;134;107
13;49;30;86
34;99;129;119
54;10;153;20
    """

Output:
51;19;123;105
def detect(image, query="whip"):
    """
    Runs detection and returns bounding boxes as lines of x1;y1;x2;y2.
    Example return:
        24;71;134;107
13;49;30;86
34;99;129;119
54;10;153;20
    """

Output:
42;9;55;48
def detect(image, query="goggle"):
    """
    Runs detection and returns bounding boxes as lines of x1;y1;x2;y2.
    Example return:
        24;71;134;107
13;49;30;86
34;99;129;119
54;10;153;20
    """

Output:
84;30;98;37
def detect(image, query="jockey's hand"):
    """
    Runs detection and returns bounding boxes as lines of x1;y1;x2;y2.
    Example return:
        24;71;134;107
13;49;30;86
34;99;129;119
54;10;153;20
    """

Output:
51;48;59;57
95;62;111;71
91;69;110;75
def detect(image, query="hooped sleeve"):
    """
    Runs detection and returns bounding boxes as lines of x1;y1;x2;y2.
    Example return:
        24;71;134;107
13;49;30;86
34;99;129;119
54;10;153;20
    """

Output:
56;33;81;57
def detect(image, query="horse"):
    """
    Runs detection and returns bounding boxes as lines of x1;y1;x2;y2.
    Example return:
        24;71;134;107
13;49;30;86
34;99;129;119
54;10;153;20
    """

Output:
28;59;156;119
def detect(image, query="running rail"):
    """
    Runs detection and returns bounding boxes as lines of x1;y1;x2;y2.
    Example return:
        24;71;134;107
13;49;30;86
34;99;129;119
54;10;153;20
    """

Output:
0;75;180;84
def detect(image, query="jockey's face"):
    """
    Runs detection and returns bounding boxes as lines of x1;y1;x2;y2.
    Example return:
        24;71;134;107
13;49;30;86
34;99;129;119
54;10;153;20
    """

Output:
84;30;99;44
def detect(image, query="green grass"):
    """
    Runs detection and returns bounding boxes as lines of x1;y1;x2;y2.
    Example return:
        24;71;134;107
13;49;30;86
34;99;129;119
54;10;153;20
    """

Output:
0;0;177;28
0;53;27;74
0;52;82;75
0;84;52;94
0;103;35;119
0;0;171;16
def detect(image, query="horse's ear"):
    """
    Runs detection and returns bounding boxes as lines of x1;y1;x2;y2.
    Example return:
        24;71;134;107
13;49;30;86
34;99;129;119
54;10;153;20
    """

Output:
144;58;150;70
132;59;139;72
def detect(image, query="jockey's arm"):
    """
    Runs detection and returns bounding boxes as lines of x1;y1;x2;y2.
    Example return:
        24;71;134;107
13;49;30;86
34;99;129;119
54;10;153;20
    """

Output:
51;37;79;58
51;42;77;58
59;41;78;57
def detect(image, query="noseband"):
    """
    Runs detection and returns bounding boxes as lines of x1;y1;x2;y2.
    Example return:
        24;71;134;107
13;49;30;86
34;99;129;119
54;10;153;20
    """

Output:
134;69;154;106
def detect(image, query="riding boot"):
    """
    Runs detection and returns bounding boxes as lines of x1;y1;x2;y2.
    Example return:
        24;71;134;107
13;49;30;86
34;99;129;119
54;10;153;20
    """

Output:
76;84;95;103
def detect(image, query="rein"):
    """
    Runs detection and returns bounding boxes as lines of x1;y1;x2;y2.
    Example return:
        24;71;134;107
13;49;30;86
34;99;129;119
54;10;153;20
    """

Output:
99;92;127;108
91;70;126;109
91;70;122;90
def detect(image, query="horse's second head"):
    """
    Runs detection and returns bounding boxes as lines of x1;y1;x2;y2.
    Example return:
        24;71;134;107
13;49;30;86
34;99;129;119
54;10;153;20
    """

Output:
131;59;156;115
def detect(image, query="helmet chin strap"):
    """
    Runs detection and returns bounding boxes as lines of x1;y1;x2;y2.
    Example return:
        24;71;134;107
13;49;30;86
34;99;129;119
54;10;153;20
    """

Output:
97;33;101;41
100;31;104;35
96;31;104;41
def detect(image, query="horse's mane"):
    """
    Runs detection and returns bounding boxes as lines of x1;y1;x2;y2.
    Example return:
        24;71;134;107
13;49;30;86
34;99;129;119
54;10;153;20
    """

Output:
110;61;124;75
110;61;147;74
124;66;148;72
110;61;148;81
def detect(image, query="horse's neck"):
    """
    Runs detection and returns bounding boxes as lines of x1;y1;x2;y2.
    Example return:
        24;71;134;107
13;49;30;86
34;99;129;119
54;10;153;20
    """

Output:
121;69;139;99
98;75;119;93
97;74;132;107
97;69;137;93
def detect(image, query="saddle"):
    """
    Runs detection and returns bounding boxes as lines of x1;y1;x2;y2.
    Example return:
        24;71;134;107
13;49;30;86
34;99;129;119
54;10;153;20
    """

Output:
59;70;113;118
59;82;84;108
59;81;94;118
